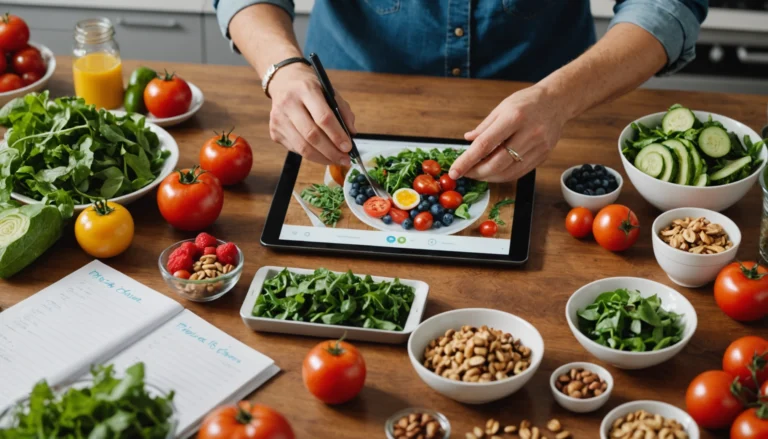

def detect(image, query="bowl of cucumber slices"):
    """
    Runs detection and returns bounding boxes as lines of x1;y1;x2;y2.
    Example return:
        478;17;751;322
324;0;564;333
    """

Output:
619;105;767;212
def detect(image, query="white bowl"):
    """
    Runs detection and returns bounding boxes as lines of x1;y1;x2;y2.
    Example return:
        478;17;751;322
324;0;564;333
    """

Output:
550;362;613;413
561;165;623;212
0;42;56;107
10;117;179;213
566;277;697;370
600;400;700;439
407;308;544;404
652;208;741;288
619;110;767;212
112;82;203;128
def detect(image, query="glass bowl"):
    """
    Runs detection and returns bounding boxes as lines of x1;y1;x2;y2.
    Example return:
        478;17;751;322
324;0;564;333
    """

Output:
158;238;244;302
385;408;451;439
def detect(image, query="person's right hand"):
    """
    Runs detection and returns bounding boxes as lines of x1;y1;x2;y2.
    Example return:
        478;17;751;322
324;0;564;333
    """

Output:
267;63;356;166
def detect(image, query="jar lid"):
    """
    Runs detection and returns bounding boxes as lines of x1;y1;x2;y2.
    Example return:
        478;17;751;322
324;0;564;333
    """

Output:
74;17;115;44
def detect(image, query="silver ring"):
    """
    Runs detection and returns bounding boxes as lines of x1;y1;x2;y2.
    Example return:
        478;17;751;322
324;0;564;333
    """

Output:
505;147;523;162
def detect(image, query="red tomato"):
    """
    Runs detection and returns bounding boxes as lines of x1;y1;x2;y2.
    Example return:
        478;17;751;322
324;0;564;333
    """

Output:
439;191;463;209
422;159;441;177
439;174;456;191
565;207;594;239
723;336;768;389
0;51;5;73
413;174;440;195
363;196;391;219
0;73;22;92
714;262;768;322
199;130;253;186
144;71;192;118
0;14;29;52
198;401;294;439
302;338;366;405
414;211;433;231
388;207;409;224
11;47;44;76
479;220;498;237
173;270;191;279
157;166;224;231
760;380;768;399
686;370;744;429
592;204;639;252
731;408;768;439
20;70;41;85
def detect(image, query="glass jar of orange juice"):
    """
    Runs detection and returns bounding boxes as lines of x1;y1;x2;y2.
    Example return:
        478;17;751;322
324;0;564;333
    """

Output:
72;18;124;109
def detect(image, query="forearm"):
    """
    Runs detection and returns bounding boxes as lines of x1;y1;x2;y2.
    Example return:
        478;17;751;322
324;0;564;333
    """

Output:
229;3;303;77
538;23;667;122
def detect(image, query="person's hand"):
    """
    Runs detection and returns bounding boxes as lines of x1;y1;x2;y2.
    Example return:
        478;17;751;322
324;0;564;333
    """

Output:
449;85;568;183
267;63;356;166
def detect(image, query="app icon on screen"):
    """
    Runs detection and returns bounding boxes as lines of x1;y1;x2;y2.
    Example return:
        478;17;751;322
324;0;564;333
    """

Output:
386;236;396;243
397;237;406;244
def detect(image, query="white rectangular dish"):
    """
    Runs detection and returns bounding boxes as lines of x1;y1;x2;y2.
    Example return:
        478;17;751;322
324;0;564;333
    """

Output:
240;266;429;344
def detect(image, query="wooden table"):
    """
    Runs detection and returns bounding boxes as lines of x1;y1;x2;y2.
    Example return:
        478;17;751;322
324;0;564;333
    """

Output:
3;57;767;438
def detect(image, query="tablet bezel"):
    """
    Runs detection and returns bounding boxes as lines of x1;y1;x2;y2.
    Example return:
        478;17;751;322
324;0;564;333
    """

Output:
261;134;535;265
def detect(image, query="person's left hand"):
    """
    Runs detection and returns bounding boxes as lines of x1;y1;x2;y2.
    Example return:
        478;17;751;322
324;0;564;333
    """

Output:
449;85;568;183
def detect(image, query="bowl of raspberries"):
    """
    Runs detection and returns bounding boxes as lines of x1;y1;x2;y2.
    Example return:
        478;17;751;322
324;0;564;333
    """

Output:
158;232;244;302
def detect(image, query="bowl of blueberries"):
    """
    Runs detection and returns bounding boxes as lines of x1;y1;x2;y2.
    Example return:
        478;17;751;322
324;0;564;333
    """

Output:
561;164;623;212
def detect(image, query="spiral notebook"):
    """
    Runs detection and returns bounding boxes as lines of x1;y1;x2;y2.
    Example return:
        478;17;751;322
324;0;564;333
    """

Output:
0;260;279;438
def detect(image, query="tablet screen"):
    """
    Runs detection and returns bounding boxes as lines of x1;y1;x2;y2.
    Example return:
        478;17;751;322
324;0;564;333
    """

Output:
277;138;517;255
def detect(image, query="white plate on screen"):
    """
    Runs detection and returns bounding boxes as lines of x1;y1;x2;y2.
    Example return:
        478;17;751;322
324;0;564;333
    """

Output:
113;81;203;128
342;146;490;235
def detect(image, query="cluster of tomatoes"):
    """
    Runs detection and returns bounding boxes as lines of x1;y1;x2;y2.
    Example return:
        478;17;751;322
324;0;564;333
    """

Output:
686;335;768;437
198;337;366;439
157;130;253;231
565;204;640;252
0;14;45;92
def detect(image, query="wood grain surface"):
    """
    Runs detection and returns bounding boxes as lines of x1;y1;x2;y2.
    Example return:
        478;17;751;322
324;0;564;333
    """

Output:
2;57;767;439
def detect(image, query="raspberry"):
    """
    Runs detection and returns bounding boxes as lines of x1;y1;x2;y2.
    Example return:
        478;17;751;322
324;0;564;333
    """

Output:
203;246;217;255
180;241;200;257
167;247;194;273
195;233;218;252
216;242;238;266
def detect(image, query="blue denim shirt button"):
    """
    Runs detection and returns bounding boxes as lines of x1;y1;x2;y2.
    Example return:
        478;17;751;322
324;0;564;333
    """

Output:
454;27;464;37
451;67;461;76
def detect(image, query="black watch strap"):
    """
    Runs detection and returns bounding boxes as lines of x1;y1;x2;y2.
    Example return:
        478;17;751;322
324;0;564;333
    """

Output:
262;57;311;98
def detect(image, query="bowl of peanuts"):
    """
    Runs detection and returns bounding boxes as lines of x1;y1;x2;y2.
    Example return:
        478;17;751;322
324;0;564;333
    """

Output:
652;207;741;288
407;308;544;404
600;400;699;439
549;362;613;413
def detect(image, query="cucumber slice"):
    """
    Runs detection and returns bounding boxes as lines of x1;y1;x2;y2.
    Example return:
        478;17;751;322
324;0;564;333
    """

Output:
662;107;696;133
663;139;692;185
710;156;752;181
693;174;709;187
635;152;665;178
680;138;703;181
634;144;676;182
698;126;731;158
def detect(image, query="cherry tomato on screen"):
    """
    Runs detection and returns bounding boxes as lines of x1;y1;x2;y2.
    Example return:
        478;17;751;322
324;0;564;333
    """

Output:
439;174;456;191
413;174;440;195
414;211;433;231
388;207;409;224
363;196;391;219
439;191;463;210
421;160;441;177
479;220;498;237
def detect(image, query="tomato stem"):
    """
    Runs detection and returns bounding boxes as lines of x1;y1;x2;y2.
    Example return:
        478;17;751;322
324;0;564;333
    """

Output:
738;261;767;280
325;332;347;356
1;13;9;24
92;199;114;216
758;403;768;419
618;209;639;236
160;69;176;81
748;350;768;390
176;166;206;185
214;127;237;147
235;402;253;425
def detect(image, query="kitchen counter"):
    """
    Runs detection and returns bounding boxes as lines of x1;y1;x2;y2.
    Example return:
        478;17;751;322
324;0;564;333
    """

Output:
2;57;765;439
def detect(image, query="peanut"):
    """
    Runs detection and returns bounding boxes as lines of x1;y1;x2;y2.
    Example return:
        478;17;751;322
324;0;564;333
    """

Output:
556;367;607;399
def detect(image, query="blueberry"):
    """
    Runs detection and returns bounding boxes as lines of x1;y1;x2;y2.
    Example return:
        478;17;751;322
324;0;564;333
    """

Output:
594;164;605;173
441;213;454;226
574;183;585;192
351;182;360;191
355;194;366;205
608;174;616;182
595;169;605;178
418;201;430;212
432;221;443;229
592;178;602;187
381;214;392;225
580;164;593;173
595;187;606;195
427;195;438;204
584;188;593;196
457;187;466;195
566;177;578;189
410;209;419;219
586;181;595;189
571;170;582;180
402;218;413;230
601;179;610;188
447;208;455;215
366;186;375;197
430;204;445;216
457;177;468;186
356;174;366;184
349;188;358;198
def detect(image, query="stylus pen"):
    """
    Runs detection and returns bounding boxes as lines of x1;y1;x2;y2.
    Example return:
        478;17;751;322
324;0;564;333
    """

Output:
308;53;388;199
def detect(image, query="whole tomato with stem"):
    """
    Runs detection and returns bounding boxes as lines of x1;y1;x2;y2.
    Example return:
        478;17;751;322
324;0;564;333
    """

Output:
302;336;366;405
731;407;768;439
74;200;134;258
723;336;768;389
157;166;223;231
144;70;192;118
198;400;294;439
565;207;594;239
0;14;29;52
714;262;768;322
592;204;639;251
686;370;744;429
199;129;254;186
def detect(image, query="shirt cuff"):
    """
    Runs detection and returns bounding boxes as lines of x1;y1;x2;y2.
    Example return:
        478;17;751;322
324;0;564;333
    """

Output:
609;0;704;76
215;0;295;47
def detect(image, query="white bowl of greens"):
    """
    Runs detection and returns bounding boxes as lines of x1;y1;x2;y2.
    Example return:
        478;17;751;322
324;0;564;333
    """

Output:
565;277;697;370
0;92;179;217
619;105;766;212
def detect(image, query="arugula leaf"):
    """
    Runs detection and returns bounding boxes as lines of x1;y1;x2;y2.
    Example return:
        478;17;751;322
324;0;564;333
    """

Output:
489;198;514;225
301;183;344;227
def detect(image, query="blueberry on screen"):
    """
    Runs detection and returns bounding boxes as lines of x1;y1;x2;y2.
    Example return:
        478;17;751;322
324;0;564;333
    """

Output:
410;209;419;219
402;218;414;230
355;194;366;205
381;215;392;225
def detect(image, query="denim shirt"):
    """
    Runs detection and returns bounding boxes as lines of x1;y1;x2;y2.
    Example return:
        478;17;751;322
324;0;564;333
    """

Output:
214;0;707;82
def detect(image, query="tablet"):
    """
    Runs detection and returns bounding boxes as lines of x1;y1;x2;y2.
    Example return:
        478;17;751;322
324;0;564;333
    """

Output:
261;134;535;265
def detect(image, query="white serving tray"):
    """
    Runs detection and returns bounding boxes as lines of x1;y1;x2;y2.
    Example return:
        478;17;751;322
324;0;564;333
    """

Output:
240;266;429;344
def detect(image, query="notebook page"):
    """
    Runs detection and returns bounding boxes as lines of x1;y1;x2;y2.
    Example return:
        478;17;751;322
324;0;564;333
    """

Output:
107;310;278;438
0;261;182;409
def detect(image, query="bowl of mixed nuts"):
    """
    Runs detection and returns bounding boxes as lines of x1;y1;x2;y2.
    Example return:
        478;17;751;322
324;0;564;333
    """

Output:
385;409;450;439
600;400;699;439
158;236;244;302
549;362;613;413
407;308;544;404
652;208;741;288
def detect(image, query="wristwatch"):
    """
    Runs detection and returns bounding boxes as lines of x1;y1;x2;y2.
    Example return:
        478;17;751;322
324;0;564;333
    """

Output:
261;57;310;98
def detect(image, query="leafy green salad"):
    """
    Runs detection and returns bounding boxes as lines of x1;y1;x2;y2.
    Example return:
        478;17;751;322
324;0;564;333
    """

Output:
253;268;416;331
577;288;685;352
622;104;765;187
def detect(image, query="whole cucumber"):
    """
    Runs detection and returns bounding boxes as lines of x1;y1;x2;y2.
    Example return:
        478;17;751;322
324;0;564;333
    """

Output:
124;85;146;114
128;66;157;89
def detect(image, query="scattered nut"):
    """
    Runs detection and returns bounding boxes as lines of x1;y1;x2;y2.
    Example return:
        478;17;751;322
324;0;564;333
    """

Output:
391;412;445;439
659;217;732;254
556;367;608;399
547;419;562;432
608;409;688;439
